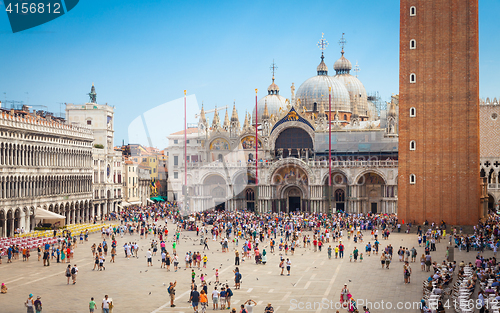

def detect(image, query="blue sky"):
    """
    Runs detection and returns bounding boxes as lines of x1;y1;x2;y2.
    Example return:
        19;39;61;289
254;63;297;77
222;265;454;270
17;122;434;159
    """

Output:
1;0;499;149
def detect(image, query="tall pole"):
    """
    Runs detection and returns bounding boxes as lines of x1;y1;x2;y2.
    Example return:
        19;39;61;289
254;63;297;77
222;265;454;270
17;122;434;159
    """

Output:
184;90;187;214
255;88;259;213
328;87;332;218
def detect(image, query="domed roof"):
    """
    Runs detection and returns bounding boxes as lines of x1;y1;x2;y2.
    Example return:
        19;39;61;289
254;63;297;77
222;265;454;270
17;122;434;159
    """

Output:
296;55;351;112
253;77;287;124
333;55;352;74
334;74;368;117
252;94;287;124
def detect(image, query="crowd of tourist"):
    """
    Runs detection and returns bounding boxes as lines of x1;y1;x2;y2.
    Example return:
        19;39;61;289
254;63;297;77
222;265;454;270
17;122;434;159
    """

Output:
5;199;500;312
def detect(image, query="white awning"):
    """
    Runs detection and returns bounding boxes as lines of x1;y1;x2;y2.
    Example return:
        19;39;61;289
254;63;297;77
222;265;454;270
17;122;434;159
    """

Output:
122;201;141;207
35;208;66;226
146;199;154;203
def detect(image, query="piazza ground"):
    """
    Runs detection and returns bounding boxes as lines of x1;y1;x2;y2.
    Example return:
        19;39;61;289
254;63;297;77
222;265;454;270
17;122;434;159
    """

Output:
0;223;487;312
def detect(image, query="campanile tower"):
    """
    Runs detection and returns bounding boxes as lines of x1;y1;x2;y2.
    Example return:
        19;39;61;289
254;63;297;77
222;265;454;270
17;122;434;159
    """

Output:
398;0;480;225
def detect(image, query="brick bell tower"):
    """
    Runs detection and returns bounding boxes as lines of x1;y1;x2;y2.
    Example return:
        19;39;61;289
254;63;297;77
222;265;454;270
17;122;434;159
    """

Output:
398;0;481;225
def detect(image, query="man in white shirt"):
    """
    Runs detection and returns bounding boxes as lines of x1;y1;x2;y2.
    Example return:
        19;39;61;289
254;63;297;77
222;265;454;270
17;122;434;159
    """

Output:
244;299;257;313
147;249;153;267
212;286;220;310
102;295;112;313
71;264;78;284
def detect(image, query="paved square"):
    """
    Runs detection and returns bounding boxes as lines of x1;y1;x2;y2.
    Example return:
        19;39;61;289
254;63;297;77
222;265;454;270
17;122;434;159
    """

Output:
0;222;487;312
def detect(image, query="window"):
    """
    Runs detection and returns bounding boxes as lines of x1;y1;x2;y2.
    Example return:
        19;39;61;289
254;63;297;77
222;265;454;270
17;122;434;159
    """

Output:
174;156;178;166
174;172;178;179
87;120;92;125
410;73;416;83
142;158;147;162
410;39;416;49
343;114;347;120
410;6;416;16
410;174;416;184
186;140;190;144
410;140;416;151
174;140;178;144
492;113;498;120
410;107;416;117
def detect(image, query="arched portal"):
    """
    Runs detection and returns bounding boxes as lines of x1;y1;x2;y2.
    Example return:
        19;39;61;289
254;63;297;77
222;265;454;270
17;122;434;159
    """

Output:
357;172;386;214
488;194;495;211
203;174;227;211
275;127;313;158
283;186;303;212
324;172;348;212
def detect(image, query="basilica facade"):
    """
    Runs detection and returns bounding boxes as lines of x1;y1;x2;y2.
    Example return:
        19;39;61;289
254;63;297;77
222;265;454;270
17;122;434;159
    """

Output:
167;48;400;214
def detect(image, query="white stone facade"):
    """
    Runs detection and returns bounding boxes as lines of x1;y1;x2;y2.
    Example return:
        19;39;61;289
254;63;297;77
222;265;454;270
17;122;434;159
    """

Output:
0;110;93;237
66;88;123;218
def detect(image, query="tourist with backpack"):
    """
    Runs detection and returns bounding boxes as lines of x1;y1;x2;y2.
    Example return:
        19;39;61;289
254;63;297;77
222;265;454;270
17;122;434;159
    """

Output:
234;267;242;289
226;285;233;308
71;264;78;284
168;280;177;307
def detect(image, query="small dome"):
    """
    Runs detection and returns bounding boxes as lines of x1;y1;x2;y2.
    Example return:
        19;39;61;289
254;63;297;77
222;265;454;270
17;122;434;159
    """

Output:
334;55;352;74
317;54;328;75
252;94;287;124
267;77;280;95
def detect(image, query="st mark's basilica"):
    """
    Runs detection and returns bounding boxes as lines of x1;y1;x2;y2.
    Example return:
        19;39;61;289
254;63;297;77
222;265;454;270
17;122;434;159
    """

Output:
167;37;400;214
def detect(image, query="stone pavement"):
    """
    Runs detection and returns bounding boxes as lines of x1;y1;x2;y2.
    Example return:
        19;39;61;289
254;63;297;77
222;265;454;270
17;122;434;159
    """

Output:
0;223;488;313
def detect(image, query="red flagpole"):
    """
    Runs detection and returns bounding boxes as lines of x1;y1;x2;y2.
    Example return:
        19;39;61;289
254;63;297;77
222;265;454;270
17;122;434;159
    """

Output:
329;87;332;216
329;87;332;186
184;90;187;211
255;88;258;185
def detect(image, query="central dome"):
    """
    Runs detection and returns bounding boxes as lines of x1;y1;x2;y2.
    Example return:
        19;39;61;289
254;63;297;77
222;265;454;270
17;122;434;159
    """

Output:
296;55;351;112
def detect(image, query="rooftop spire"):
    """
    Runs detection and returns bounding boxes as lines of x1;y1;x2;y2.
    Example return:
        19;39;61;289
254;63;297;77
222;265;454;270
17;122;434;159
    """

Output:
199;102;207;123
262;100;270;119
223;108;230;128
231;103;239;122
268;60;280;95
339;32;347;56
317;33;329;76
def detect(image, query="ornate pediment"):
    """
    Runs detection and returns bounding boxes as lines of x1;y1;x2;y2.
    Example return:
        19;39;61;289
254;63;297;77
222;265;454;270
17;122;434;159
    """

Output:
271;107;314;135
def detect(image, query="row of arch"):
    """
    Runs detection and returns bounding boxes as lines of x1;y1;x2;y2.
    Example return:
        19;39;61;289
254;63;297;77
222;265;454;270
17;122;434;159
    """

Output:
0;142;92;168
0;200;94;237
0;175;92;199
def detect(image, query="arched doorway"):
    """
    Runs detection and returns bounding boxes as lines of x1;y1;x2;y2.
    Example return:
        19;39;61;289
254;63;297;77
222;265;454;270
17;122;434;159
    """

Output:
488;194;495;211
272;164;309;212
203;174;227;211
6;209;13;237
245;188;255;211
0;210;5;237
324;172;348;212
357;172;386;214
283;186;303;212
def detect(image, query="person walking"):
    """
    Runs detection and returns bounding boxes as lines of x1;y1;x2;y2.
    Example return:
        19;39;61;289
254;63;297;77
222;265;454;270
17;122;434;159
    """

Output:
89;297;96;313
102;295;112;313
26;293;35;313
286;258;291;276
404;261;412;284
279;258;285;276
71;264;78;284
34;296;42;313
65;265;72;284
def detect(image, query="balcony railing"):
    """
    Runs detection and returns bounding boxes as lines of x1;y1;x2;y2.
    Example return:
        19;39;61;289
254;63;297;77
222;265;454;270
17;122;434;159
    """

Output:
186;159;398;169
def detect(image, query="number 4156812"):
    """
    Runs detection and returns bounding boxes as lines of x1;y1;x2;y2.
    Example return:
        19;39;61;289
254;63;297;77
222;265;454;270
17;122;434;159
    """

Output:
5;2;61;14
